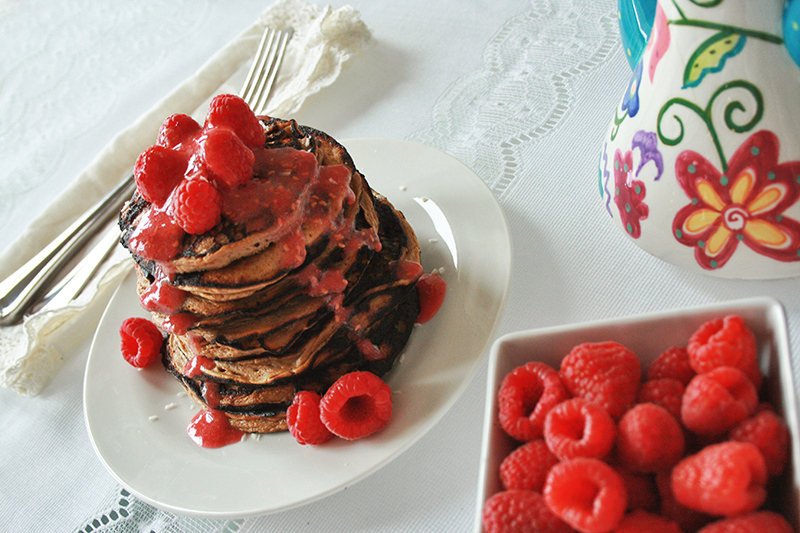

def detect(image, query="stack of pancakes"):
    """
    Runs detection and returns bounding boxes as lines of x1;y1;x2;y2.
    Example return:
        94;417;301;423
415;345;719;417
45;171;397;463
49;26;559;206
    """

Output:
119;117;422;433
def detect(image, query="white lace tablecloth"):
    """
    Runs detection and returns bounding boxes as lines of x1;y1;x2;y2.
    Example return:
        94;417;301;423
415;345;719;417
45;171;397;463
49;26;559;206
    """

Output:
2;0;799;532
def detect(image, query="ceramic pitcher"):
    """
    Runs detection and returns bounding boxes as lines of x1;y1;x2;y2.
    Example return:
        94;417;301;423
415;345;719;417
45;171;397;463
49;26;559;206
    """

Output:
600;0;800;279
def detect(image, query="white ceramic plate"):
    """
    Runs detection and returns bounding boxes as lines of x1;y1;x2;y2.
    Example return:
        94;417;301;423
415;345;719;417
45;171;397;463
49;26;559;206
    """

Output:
84;138;512;518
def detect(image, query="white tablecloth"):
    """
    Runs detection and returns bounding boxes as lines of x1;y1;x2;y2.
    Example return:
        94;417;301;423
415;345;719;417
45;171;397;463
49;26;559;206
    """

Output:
1;0;798;532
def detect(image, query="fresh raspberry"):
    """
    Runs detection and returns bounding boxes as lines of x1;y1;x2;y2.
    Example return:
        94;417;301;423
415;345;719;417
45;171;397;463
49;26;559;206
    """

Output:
543;457;627;533
616;402;685;473
729;409;790;477
671;441;767;517
415;272;446;324
687;315;761;389
647;345;696;386
696;511;795;533
286;391;333;445
156;113;201;149
543;398;617;461
119;317;163;368
201;127;255;188
169;177;222;235
319;371;392;440
656;470;714;533
133;145;188;207
559;341;641;419
615;509;683;533
204;93;265;149
482;490;573;533
681;366;758;436
637;378;684;421
498;362;569;442
499;439;559;492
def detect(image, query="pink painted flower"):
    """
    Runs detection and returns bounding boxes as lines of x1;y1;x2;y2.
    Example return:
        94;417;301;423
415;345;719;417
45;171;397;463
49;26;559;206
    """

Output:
614;148;649;238
673;130;800;270
646;3;670;83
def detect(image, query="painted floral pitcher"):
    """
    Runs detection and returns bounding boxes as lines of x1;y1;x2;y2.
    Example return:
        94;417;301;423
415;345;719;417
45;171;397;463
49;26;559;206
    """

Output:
600;0;800;279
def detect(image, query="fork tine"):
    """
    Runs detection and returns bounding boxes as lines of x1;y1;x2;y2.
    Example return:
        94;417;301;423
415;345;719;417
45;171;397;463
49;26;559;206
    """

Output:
248;27;293;114
240;27;277;105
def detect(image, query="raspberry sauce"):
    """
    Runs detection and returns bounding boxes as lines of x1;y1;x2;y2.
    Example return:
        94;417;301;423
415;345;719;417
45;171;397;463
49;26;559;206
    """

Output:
296;264;348;297
129;197;185;257
357;339;385;361
187;408;245;448
185;355;215;378
140;270;186;315
162;313;196;335
415;272;446;324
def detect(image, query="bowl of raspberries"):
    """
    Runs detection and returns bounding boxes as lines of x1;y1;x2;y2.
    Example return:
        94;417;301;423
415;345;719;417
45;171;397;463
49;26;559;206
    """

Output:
476;297;799;533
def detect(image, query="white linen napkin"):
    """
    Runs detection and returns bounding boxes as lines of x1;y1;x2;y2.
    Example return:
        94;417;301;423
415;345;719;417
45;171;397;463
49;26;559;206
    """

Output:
0;0;372;396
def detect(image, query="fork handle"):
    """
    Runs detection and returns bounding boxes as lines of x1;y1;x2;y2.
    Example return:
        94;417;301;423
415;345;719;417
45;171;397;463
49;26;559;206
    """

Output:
0;174;135;325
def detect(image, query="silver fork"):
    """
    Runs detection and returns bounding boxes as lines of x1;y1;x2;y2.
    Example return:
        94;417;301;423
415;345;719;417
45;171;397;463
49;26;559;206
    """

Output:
0;25;292;326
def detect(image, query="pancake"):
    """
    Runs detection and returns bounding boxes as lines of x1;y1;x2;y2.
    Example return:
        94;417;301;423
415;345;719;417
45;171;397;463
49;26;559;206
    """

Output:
119;107;424;434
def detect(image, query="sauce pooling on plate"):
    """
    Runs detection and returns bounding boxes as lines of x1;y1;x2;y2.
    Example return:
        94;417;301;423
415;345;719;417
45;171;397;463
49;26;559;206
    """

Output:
187;408;246;449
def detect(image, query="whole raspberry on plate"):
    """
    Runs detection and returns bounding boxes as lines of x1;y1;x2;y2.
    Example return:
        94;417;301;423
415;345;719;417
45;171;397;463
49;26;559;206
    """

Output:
681;366;758;436
133;145;188;207
203;93;266;149
286;391;333;446
498;361;569;442
119;317;163;368
543;398;617;461
647;345;696;386
729;409;791;477
671;441;767;517
544;457;627;533
500;439;559;492
482;490;573;533
559;341;641;419
319;371;392;440
169;177;223;235
616;402;685;473
687;315;761;389
696;511;795;533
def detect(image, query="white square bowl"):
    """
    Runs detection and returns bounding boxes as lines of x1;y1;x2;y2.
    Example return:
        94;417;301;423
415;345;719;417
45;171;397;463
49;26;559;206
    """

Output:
474;297;798;532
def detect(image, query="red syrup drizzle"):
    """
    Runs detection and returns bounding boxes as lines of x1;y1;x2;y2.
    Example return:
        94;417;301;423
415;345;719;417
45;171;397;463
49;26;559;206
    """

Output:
187;408;245;449
186;373;247;448
357;339;386;361
162;313;196;335
140;269;186;314
296;264;348;297
183;356;247;449
185;355;215;378
415;272;447;324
